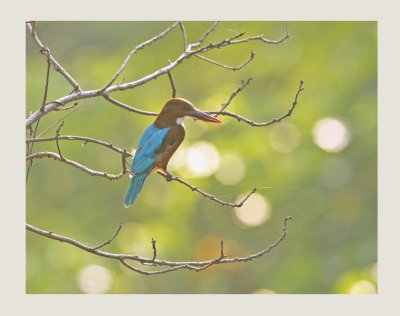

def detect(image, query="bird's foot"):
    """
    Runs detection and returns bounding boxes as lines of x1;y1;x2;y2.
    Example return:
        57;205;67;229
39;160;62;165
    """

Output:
155;168;174;182
165;172;173;182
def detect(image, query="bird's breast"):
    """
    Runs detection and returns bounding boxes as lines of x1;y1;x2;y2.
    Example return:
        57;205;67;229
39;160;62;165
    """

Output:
154;125;185;170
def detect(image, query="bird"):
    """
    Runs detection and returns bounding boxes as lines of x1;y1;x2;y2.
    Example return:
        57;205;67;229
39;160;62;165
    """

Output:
124;98;222;208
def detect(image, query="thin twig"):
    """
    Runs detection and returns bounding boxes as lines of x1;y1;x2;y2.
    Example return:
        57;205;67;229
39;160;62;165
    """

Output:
55;121;65;160
27;135;132;156
40;59;51;111
215;78;253;117
195;50;255;71
36;102;83;138
26;57;52;182
54;102;79;111
192;24;290;55
26;152;125;180
100;21;180;91
26;22;81;92
92;222;123;250
26;216;293;275
151;238;157;262
209;80;304;127
195;21;220;47
179;21;187;51
220;240;225;259
119;259;189;275
121;149;129;174
102;94;158;116
167;71;177;98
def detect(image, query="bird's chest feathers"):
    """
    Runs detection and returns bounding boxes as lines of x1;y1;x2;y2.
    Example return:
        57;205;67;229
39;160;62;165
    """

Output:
153;125;185;169
161;125;185;148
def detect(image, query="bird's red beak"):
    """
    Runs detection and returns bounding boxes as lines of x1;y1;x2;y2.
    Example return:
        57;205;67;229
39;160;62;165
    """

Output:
188;109;222;123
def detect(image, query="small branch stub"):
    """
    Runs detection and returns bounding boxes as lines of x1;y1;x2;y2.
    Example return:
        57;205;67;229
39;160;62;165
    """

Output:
151;238;157;262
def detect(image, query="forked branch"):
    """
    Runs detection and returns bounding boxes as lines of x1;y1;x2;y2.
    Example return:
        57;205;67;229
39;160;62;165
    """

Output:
25;21;290;129
26;216;293;275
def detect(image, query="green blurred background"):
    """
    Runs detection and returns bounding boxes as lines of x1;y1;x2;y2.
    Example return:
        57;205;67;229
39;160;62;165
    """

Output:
26;21;377;294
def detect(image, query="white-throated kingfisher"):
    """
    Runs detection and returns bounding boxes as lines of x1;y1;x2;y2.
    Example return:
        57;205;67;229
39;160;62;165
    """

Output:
124;98;222;207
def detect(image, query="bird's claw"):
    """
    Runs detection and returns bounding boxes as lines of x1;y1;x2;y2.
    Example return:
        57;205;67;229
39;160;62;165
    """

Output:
165;172;173;182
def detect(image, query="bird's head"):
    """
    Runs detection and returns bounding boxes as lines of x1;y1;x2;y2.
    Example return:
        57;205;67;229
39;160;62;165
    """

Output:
154;98;222;128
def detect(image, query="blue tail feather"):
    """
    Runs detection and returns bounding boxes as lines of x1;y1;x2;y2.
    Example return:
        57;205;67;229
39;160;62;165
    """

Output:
124;171;151;208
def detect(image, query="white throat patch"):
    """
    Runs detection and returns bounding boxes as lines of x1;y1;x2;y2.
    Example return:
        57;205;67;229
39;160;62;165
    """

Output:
176;117;185;126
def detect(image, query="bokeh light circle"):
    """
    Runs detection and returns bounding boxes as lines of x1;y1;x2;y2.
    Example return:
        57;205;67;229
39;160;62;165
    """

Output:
186;141;220;177
349;280;376;294
234;193;271;227
269;122;302;153
312;118;349;153
78;264;112;294
215;154;246;185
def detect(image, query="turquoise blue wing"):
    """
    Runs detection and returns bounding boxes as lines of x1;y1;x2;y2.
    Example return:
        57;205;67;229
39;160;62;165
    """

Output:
131;124;169;174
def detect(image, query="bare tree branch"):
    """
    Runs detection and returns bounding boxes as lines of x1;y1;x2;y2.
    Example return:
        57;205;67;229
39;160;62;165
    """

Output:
192;23;290;55
26;137;255;207
167;71;177;98
220;240;226;259
26;56;52;182
26;135;131;156
151;238;157;262
26;216;293;275
54;102;79;111
195;21;220;48
214;78;253;117
26;22;290;129
92;222;123;250
40;59;51;111
26;21;81;92
209;80;304;126
158;171;257;207
195;50;255;71
100;21;180;91
178;21;187;51
26;151;125;180
36;102;83;138
102;93;158;116
55;121;65;160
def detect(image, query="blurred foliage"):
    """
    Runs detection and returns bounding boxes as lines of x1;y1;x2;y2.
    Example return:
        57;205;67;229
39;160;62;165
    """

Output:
26;21;377;294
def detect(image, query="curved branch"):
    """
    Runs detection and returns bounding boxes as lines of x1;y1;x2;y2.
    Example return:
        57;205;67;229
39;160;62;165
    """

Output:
26;22;81;92
195;21;220;47
25;143;255;207
93;222;123;251
209;80;304;127
193;24;290;55
215;78;253;116
195;50;255;71
178;21;187;51
158;171;257;207
102;93;158;116
101;21;180;91
26;151;125;180
26;135;132;156
26;216;293;275
167;71;177;98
